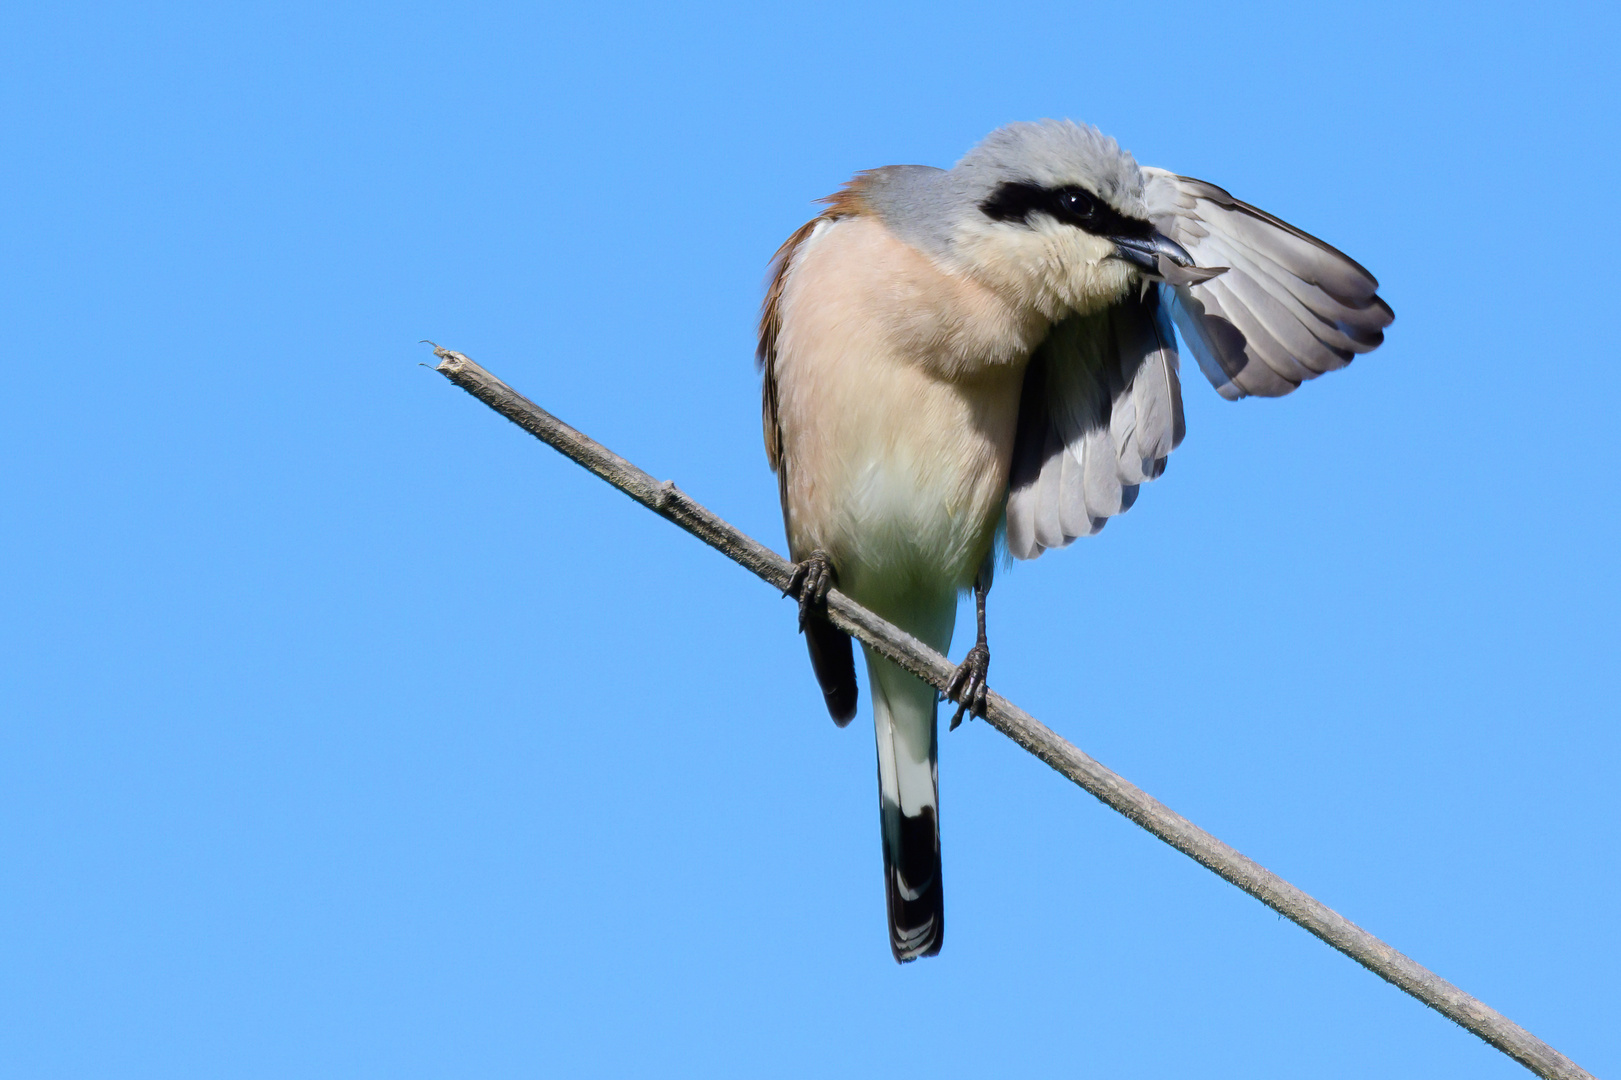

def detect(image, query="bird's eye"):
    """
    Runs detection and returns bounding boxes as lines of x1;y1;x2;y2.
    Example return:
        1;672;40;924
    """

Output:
1061;190;1096;220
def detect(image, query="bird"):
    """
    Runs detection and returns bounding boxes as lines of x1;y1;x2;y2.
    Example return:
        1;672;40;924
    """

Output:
756;119;1392;962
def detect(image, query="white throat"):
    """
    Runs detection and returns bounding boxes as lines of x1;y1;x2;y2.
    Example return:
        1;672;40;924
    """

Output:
944;213;1137;320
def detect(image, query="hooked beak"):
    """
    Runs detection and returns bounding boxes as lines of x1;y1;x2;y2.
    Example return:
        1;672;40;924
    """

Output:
1110;230;1227;286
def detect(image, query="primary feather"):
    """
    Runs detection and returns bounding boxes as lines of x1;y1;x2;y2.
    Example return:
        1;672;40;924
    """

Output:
1143;168;1393;400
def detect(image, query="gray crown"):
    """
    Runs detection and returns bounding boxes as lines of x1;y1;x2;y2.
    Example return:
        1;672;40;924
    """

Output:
859;119;1147;259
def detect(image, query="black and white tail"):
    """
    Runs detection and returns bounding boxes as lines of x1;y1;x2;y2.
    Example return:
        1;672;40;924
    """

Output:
865;648;943;961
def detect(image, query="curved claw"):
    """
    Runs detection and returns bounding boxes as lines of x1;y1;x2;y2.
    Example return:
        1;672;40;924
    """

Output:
947;642;990;731
787;550;836;633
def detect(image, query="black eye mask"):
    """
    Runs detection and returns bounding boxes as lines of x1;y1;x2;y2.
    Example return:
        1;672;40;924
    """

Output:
979;181;1155;241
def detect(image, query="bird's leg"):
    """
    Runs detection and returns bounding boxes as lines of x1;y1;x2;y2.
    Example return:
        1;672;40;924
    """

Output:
786;549;837;633
946;572;992;730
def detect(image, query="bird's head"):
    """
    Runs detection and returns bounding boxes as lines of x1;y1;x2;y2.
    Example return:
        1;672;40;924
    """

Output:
938;119;1203;318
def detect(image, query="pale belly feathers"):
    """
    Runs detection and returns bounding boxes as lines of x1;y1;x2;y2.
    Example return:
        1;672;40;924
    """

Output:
772;215;1047;629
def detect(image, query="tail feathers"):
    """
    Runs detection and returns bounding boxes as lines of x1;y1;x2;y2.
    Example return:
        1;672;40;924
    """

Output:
804;616;857;725
881;800;943;961
867;647;944;962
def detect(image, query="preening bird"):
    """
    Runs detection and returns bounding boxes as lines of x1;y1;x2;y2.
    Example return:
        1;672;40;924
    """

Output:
757;120;1393;962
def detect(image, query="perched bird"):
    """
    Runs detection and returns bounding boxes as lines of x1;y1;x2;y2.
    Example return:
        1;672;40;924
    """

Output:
757;120;1392;962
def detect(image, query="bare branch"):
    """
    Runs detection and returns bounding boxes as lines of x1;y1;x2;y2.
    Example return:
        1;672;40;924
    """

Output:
430;344;1595;1080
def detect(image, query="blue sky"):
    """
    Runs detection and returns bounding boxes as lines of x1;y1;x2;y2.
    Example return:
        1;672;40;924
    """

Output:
2;2;1616;1077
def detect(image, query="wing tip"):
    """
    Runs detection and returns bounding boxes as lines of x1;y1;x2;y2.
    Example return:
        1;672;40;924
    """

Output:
805;618;858;725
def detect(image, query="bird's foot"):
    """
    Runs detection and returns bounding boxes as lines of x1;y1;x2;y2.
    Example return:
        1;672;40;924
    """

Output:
786;549;836;632
946;642;990;730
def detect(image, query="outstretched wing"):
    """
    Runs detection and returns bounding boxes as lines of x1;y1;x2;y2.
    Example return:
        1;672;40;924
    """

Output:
1008;172;1394;561
1142;167;1394;400
1006;286;1184;560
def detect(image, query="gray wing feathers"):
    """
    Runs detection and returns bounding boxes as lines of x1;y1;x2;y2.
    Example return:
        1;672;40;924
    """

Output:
1030;428;1067;551
1117;290;1185;474
1006;289;1183;560
1143;168;1393;400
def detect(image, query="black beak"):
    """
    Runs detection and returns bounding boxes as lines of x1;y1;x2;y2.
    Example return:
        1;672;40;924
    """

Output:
1110;230;1227;286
